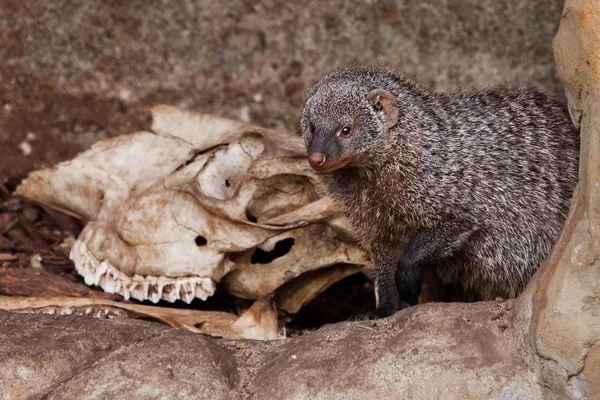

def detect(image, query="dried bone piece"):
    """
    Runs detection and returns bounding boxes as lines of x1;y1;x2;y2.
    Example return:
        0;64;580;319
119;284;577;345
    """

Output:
274;264;363;314
198;296;280;340
16;131;195;221
0;295;280;340
15;105;370;307
222;224;369;299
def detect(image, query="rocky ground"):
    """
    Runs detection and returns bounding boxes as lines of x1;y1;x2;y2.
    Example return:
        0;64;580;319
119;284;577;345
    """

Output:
2;298;523;399
0;185;521;399
0;178;576;399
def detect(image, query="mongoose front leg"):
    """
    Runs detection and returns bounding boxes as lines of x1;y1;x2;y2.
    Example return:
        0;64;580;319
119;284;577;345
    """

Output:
371;247;402;318
396;222;477;306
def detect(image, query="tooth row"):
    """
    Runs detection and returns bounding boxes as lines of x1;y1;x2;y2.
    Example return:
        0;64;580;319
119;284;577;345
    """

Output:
70;240;216;304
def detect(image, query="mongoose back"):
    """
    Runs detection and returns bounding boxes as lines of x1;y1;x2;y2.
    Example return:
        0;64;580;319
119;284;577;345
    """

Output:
300;67;580;317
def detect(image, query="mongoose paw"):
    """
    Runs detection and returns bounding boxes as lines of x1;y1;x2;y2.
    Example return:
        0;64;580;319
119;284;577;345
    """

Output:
396;268;422;306
349;312;377;321
396;281;421;306
374;303;398;319
401;293;420;306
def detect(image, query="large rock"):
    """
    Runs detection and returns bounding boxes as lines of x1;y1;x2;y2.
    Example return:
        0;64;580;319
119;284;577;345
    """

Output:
0;1;564;182
46;331;240;400
0;310;240;400
0;300;587;400
248;301;549;399
526;0;600;396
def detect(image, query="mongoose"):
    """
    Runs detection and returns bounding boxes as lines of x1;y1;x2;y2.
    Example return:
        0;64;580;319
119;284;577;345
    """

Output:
300;66;580;318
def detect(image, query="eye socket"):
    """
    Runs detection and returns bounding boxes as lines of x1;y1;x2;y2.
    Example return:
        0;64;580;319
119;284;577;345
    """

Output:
339;126;352;137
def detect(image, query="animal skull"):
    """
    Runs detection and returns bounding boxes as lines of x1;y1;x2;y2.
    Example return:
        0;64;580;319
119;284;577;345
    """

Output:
16;105;371;313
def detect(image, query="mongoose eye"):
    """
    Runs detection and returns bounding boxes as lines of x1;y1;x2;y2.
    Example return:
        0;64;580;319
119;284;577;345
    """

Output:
340;126;352;137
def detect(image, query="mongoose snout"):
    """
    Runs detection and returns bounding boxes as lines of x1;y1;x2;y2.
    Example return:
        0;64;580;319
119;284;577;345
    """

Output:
307;153;326;168
301;66;580;318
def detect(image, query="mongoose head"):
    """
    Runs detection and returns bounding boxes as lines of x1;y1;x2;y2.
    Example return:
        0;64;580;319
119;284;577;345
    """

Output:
300;68;400;173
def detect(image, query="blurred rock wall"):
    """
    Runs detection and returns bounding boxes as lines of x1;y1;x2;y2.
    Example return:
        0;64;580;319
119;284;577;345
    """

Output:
0;0;565;181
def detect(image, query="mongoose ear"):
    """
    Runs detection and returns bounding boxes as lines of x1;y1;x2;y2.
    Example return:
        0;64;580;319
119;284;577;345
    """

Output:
367;89;399;129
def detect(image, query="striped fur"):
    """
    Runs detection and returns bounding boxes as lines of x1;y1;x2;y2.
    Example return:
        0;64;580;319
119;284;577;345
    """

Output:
301;66;579;314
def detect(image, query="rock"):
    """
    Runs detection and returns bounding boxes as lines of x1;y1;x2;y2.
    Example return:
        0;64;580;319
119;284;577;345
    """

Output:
0;295;594;399
248;302;550;400
0;310;240;400
46;332;240;400
0;309;164;399
0;1;565;182
522;0;600;396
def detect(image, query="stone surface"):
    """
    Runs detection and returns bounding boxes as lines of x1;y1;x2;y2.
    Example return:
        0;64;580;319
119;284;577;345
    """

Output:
0;301;582;400
0;310;240;400
248;302;549;399
0;309;165;399
46;330;240;400
520;0;600;396
0;0;565;182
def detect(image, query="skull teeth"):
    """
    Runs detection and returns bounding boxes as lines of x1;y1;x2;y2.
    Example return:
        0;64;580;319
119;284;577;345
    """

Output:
70;240;217;303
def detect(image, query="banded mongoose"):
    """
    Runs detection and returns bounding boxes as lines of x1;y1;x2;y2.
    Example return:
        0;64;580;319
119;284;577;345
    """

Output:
300;67;580;318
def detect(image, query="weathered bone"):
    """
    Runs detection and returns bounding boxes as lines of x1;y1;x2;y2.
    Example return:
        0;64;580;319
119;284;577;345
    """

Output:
72;240;215;303
15;104;370;308
0;295;280;340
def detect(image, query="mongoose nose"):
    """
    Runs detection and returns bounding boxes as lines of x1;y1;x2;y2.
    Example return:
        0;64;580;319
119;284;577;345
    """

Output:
308;153;326;168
